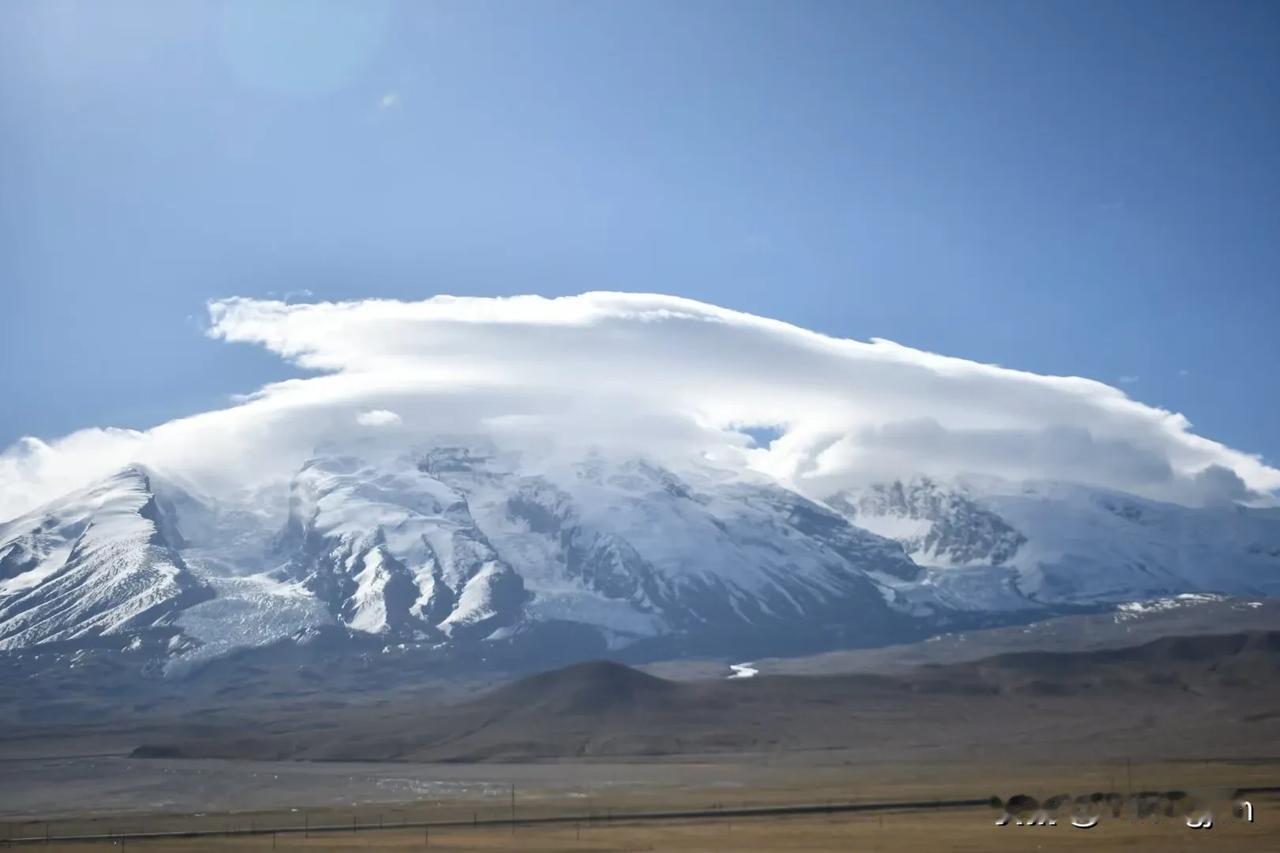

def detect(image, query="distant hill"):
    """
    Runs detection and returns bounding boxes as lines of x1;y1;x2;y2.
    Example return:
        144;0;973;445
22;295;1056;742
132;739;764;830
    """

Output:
130;630;1280;764
480;659;684;716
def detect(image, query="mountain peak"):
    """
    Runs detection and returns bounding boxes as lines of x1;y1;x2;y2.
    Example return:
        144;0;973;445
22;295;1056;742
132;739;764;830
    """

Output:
0;463;210;650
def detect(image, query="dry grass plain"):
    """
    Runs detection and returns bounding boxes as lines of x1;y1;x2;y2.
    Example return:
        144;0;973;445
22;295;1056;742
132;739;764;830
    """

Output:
18;799;1279;852
7;759;1277;851
7;632;1280;850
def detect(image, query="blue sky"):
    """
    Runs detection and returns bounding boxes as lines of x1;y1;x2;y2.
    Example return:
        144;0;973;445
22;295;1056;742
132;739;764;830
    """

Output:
2;0;1278;465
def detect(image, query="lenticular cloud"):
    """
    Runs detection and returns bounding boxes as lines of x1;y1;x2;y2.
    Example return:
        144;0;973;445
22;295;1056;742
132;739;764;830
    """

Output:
0;292;1276;520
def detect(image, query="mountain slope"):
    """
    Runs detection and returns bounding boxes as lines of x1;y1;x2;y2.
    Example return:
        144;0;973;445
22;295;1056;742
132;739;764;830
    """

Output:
278;452;525;641
830;478;1026;567
831;476;1280;609
455;451;921;645
1;455;1277;672
0;467;211;650
275;447;921;650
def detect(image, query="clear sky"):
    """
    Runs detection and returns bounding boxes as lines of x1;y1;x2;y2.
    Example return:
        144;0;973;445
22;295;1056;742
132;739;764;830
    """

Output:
2;0;1277;466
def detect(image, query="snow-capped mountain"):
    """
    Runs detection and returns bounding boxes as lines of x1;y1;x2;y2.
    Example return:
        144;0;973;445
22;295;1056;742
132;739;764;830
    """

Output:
831;476;1280;611
829;479;1026;568
2;451;1278;673
278;450;526;641
0;467;211;650
275;447;920;650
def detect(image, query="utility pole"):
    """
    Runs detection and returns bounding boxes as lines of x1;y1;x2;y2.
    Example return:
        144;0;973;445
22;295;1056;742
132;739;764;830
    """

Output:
511;783;516;833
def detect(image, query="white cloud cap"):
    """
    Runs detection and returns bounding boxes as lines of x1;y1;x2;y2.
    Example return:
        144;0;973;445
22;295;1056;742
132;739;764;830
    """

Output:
1;292;1276;520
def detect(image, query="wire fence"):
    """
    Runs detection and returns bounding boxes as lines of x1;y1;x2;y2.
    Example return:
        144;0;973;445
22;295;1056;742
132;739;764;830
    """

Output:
1;796;990;846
